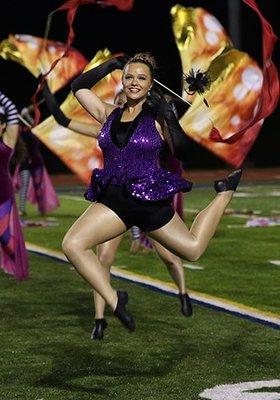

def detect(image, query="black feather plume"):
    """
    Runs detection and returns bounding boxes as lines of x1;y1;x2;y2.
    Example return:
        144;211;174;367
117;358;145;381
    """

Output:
183;68;211;107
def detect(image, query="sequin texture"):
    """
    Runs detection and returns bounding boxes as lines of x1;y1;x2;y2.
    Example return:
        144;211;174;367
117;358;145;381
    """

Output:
85;108;192;202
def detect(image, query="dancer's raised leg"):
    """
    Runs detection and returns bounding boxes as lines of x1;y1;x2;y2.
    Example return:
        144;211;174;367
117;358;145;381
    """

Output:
148;170;242;262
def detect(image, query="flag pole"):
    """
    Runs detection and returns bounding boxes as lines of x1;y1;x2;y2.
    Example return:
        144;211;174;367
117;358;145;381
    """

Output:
154;79;192;106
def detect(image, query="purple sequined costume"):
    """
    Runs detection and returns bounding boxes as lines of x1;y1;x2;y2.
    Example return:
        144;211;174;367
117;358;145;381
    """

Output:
85;108;192;203
0;139;29;279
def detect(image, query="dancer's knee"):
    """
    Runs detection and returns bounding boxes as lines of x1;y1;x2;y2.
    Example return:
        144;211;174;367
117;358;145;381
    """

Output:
187;252;200;262
98;250;115;268
185;241;202;262
62;235;84;257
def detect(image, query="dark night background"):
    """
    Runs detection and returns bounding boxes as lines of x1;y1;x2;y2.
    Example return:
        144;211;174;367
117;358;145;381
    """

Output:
0;0;279;173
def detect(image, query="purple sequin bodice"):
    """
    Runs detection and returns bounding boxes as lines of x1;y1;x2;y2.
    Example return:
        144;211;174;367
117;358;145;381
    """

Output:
85;108;192;202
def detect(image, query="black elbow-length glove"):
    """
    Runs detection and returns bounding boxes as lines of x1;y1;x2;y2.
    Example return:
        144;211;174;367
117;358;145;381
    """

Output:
143;88;191;163
71;55;128;94
42;82;71;128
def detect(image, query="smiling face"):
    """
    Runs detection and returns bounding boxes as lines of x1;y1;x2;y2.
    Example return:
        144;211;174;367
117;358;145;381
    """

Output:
122;62;153;102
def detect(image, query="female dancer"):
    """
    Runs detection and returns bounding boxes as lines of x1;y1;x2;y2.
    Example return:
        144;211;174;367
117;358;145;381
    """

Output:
60;53;241;333
11;106;60;216
0;91;29;279
42;83;193;339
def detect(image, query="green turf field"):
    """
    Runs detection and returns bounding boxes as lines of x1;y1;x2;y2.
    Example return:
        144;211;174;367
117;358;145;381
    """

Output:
0;183;279;399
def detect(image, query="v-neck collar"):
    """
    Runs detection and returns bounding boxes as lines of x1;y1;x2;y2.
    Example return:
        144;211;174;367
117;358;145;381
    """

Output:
110;107;144;149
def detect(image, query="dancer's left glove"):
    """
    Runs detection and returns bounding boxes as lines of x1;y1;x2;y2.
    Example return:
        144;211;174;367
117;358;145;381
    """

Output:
38;75;71;128
143;86;191;163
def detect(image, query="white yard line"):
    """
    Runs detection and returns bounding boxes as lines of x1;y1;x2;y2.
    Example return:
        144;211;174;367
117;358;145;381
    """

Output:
183;263;205;270
234;191;280;197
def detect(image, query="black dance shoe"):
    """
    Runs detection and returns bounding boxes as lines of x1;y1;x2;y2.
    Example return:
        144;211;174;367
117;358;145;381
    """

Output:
114;290;136;332
91;318;108;340
179;293;193;317
214;169;243;193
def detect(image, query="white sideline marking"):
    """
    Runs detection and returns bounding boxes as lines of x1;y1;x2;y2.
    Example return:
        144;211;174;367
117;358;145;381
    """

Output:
26;242;280;330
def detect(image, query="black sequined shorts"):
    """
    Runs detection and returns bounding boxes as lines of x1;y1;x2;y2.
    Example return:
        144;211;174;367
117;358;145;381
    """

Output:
98;184;175;232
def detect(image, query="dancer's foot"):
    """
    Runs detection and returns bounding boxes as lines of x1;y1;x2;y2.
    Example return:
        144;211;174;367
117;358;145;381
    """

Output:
214;169;242;193
91;318;107;340
114;290;136;332
179;293;193;317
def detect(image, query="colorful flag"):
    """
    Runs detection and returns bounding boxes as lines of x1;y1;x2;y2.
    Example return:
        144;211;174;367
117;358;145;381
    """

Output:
172;5;278;167
0;34;88;92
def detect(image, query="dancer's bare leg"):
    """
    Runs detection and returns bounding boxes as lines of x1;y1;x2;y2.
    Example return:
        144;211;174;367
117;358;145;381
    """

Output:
148;191;233;261
151;239;193;316
94;236;123;318
151;239;186;294
62;203;127;310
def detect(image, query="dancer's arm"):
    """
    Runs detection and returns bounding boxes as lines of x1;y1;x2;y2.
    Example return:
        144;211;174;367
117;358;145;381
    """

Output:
0;91;19;148
71;56;127;124
42;83;101;138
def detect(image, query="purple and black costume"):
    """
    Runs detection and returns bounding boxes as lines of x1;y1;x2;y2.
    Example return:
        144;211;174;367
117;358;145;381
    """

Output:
85;107;192;231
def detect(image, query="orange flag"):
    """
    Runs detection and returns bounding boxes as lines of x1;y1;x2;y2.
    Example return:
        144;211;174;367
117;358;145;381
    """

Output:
0;34;88;93
172;5;277;167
